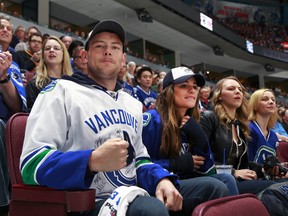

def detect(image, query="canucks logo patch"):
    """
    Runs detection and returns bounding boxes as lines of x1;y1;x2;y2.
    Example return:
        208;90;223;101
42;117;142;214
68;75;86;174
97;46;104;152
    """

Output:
142;112;151;127
40;80;59;94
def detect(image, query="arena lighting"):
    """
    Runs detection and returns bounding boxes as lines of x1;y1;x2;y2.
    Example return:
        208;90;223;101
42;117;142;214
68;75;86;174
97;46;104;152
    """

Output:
246;40;254;53
200;12;213;31
135;8;153;23
264;63;275;72
212;46;224;56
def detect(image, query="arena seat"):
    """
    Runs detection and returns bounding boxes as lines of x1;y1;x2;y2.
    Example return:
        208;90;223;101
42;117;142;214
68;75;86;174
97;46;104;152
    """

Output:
6;112;95;216
277;141;288;163
192;193;269;216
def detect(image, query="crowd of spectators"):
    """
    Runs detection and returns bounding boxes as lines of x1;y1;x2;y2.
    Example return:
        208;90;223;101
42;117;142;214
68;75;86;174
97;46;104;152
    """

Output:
183;0;288;53
218;17;288;53
2;9;288;214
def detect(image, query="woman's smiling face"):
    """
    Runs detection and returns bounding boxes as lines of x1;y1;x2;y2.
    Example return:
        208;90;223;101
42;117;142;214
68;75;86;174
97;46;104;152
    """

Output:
173;77;199;114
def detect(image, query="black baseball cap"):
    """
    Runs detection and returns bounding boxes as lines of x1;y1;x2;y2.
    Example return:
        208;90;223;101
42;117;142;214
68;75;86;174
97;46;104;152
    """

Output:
85;20;125;51
163;67;205;89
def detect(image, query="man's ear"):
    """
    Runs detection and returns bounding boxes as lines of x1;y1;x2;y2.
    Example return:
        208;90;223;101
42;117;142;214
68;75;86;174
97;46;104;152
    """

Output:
80;49;87;58
80;49;88;62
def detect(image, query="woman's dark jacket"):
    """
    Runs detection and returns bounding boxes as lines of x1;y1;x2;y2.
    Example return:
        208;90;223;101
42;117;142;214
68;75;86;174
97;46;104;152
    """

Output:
200;110;263;177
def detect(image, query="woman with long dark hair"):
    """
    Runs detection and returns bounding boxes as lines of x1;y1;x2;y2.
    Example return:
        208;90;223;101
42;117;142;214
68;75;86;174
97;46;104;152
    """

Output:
142;67;239;215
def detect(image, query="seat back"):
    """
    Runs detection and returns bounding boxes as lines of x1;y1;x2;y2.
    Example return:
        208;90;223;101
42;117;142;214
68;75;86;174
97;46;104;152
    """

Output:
277;141;288;163
6;112;29;185
192;193;270;216
6;112;96;216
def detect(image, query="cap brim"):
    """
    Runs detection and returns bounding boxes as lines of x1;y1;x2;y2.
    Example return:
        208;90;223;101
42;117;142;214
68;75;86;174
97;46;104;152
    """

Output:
85;20;125;50
174;74;205;87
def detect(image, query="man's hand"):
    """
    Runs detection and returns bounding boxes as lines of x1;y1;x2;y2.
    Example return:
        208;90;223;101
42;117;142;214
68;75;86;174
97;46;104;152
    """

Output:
155;178;183;211
0;51;12;78
31;51;41;62
88;138;129;172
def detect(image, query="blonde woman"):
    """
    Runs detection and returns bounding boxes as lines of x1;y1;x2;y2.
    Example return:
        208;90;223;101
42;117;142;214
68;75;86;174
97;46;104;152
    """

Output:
247;89;278;164
26;36;72;112
200;76;276;194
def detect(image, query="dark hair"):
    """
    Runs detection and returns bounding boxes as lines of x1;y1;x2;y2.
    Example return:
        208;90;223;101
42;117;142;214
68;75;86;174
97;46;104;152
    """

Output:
68;40;84;57
28;32;43;42
136;66;152;79
73;46;85;59
26;26;40;34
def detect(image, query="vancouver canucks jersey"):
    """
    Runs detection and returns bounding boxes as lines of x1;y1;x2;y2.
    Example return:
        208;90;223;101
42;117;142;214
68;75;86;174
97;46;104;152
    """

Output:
20;72;177;200
248;121;277;164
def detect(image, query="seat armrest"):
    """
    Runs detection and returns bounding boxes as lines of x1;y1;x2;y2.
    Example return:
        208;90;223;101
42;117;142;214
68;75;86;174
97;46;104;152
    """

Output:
66;190;96;212
12;184;95;212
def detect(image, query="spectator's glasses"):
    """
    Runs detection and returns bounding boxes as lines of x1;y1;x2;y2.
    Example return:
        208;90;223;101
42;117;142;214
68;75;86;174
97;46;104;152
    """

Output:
44;46;62;51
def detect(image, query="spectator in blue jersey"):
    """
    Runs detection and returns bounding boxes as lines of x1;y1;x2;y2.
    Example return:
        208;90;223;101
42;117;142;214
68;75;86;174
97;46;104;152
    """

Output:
20;20;228;216
0;15;27;215
134;66;157;112
247;89;287;168
142;67;238;196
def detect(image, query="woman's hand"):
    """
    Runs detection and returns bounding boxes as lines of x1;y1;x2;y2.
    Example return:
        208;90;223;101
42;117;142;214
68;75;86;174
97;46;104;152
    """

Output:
234;169;257;180
192;155;205;170
180;115;190;128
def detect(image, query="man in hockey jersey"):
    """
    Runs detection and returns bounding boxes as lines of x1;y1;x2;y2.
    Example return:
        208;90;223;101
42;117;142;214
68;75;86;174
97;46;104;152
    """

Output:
20;20;228;216
134;66;157;111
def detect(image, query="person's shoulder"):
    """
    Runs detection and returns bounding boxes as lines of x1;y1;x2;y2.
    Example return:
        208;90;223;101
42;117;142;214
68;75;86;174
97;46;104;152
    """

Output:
200;110;219;128
151;90;157;98
249;121;258;133
26;76;36;86
144;109;159;116
143;109;160;127
16;50;25;54
201;109;216;118
56;78;89;93
119;90;143;108
270;129;278;139
14;42;26;51
249;120;256;127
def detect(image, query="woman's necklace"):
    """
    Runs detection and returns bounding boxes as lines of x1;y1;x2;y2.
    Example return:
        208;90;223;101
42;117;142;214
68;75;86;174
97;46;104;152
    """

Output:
232;119;243;157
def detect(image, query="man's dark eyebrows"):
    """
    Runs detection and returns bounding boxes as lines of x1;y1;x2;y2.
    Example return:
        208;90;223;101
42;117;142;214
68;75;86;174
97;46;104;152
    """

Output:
112;41;122;46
